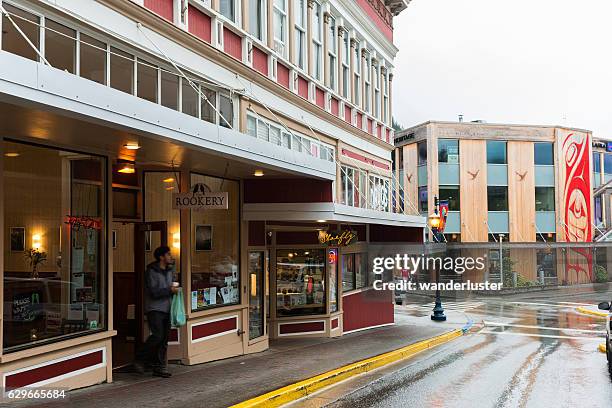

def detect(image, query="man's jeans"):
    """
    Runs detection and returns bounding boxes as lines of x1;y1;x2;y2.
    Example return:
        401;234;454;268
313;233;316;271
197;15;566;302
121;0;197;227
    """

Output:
136;311;170;369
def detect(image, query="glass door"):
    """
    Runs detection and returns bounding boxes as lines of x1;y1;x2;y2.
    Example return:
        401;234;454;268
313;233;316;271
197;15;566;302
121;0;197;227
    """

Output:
248;251;265;340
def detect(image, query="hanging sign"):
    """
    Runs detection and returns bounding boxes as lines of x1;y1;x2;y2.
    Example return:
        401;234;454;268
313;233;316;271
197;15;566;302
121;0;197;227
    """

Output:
318;230;357;247
65;216;102;230
172;183;228;210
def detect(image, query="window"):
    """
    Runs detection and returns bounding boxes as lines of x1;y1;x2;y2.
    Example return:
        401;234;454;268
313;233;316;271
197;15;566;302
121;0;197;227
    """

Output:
593;153;601;173
220;0;236;22
312;2;322;81
369;176;390;212
45;20;76;74
3;140;106;351
373;64;380;118
364;52;371;113
438;139;459;163
487;186;508;211
80;34;107;85
1;4;40;61
535;187;555;211
276;249;325;316
340;166;366;208
418;186;428;213
294;0;306;70
161;71;179;110
137;59;158;104
328;16;337;90
190;174;240;311
604;154;612;175
341;31;350;99
383;71;389;123
110;47;134;95
534;142;554;165
181;79;199;117
417;141;427;166
353;44;361;107
200;87;217;124
273;0;287;56
249;0;265;41
439;186;460;211
219;94;233;128
487;141;507;164
342;253;367;292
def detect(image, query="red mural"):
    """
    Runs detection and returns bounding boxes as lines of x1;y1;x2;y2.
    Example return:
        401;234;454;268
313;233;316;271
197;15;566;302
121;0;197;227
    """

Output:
561;132;593;281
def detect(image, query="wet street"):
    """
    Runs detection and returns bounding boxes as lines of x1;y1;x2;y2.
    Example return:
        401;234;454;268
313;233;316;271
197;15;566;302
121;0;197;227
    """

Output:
307;287;612;408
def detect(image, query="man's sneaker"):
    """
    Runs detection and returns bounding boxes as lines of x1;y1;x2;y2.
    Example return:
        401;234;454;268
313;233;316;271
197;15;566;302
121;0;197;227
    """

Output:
152;369;172;378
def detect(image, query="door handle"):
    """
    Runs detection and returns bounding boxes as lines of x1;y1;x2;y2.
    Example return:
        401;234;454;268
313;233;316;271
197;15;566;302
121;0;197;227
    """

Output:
237;329;245;336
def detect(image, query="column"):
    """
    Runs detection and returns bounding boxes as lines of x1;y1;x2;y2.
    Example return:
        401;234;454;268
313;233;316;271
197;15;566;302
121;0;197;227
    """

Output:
267;0;274;49
380;66;386;123
242;0;249;33
289;0;296;64
388;72;394;126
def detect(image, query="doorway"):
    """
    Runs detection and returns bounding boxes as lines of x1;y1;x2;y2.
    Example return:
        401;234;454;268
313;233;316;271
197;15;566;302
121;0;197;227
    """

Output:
112;221;168;369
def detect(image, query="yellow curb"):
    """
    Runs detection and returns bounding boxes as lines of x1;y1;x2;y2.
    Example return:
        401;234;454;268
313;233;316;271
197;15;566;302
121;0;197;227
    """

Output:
599;343;607;353
230;329;464;408
576;306;609;318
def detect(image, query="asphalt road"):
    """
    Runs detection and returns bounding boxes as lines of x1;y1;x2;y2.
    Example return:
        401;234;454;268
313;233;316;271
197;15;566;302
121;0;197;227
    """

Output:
317;287;612;408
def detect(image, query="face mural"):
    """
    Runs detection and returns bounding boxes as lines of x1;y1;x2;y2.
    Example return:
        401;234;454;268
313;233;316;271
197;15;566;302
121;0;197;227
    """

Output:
560;132;593;283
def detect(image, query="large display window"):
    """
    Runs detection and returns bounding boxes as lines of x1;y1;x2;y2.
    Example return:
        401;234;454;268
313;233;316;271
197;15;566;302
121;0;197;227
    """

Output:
190;173;240;311
276;249;326;316
3;140;106;351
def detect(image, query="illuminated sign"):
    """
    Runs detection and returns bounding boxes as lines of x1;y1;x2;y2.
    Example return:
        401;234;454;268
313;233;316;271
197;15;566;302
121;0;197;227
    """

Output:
318;230;357;246
328;248;338;265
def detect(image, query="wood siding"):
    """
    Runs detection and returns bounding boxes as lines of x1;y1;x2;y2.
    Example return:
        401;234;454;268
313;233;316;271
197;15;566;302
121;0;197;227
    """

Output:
459;139;488;241
508;141;535;242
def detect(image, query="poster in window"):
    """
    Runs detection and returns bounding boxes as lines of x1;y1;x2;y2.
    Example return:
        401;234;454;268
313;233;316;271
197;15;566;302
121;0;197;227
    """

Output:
10;227;25;252
195;225;213;251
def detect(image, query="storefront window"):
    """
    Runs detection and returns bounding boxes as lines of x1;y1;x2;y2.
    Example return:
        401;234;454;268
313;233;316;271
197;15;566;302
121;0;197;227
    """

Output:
276;249;325;316
328;248;338;313
190;174;240;311
342;253;367;292
248;251;264;340
3;141;106;351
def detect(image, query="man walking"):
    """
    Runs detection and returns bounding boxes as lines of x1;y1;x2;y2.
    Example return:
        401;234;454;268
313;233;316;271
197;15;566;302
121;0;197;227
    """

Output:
134;246;179;378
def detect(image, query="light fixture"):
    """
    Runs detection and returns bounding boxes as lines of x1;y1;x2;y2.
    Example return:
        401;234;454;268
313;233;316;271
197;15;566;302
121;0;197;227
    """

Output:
317;220;327;223
4;152;19;157
117;161;135;174
124;143;141;150
172;232;180;249
254;170;264;177
428;212;441;229
32;234;42;249
163;177;175;183
304;251;310;255
288;253;294;258
165;186;174;191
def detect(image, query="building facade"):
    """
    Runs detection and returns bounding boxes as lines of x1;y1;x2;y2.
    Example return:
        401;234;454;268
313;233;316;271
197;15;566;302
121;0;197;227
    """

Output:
0;0;422;391
592;137;612;239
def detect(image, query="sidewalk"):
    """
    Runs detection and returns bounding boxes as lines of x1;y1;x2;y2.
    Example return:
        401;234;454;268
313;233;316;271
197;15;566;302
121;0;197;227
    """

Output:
10;310;468;408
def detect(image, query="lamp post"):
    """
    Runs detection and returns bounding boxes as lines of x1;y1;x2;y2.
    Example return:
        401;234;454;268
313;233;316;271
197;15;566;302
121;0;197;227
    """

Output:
430;196;446;321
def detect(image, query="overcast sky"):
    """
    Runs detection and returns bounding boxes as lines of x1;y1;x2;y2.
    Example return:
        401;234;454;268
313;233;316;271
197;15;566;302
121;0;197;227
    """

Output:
392;0;612;139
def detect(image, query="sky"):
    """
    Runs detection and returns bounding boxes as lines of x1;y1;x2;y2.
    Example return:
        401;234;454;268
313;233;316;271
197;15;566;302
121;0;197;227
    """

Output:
392;0;612;139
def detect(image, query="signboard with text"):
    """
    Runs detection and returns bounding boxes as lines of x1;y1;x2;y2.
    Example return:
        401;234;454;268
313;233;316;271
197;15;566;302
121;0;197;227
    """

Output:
172;183;228;211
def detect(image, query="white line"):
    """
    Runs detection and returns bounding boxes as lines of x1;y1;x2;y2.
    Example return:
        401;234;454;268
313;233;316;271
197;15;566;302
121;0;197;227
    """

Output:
479;330;604;341
509;302;574;308
483;321;607;334
557;301;595;306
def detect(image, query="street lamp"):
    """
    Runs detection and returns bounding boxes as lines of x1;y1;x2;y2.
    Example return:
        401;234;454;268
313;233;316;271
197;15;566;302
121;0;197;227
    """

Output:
429;196;446;321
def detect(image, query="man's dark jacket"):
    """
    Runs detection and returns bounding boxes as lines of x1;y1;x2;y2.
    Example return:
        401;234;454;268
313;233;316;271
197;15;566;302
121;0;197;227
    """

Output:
144;261;174;313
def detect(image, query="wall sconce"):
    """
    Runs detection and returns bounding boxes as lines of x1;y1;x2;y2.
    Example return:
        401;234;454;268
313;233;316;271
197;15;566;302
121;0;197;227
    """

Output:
32;234;42;249
173;232;180;249
117;160;135;174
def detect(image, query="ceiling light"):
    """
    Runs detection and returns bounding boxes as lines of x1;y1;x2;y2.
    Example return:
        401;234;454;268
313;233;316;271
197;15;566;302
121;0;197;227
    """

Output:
4;152;19;157
124;143;141;150
317;220;327;223
118;162;135;174
254;170;264;177
163;177;175;183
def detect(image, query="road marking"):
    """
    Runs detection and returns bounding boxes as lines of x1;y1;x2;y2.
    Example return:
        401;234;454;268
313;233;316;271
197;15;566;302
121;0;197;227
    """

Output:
557;301;595;306
509;302;575;308
479;330;604;341
483;321;607;334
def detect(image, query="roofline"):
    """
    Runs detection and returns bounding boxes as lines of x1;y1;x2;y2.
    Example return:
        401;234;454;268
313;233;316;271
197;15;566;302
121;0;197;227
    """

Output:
396;120;592;136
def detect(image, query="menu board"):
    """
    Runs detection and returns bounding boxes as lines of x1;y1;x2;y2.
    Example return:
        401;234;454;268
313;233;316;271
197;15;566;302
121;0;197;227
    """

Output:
12;291;42;321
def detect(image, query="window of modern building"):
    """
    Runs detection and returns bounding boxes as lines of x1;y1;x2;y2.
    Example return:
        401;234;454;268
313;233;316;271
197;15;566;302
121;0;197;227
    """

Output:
535;187;555;211
273;0;287;57
487;141;507;164
534;142;554;165
312;1;322;81
220;0;237;22
341;253;367;292
369;175;390;212
160;70;179;110
353;43;361;107
276;249;325;316
417;141;427;166
3;140;106;351
190;173;240;311
341;30;350;99
248;0;265;41
328;16;337;90
137;59;158;104
181;79;199;117
438;139;459;163
294;0;306;70
444;233;461;242
604;153;612;175
487;186;508;211
45;19;76;74
79;34;107;85
110;47;135;95
439;186;460;211
200;87;217;124
418;186;428;213
1;4;40;62
593;152;601;173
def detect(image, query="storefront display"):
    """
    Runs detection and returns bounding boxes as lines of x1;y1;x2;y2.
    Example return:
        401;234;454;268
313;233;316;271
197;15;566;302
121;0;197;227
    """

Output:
276;249;326;316
3;140;106;351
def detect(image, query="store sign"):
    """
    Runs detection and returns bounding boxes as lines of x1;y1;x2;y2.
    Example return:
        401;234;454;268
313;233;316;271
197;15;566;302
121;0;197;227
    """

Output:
318;230;357;247
172;183;228;210
65;216;102;230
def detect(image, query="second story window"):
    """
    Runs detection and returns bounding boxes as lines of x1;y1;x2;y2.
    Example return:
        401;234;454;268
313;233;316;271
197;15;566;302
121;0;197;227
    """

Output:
312;2;322;81
294;0;306;70
534;142;554;165
328;16;337;91
373;63;380;118
273;0;287;57
364;52;371;113
438;139;459;163
249;0;265;41
341;30;350;99
487;141;507;164
353;43;361;107
383;70;389;123
220;0;237;23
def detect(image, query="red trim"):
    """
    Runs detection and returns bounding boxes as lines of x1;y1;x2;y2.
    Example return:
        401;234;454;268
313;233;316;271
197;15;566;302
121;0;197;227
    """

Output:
297;76;308;99
344;105;352;124
252;46;268;76
377;124;382;139
315;87;325;109
386;128;391;143
369;224;423;242
356;0;393;42
188;5;211;44
342;289;393;332
367;118;373;135
341;148;390;170
144;0;174;22
5;350;103;389
356;112;363;129
330;97;339;116
279;321;324;335
192;317;237;341
331;318;339;329
277;63;290;88
169;328;179;342
248;221;266;246
223;28;243;61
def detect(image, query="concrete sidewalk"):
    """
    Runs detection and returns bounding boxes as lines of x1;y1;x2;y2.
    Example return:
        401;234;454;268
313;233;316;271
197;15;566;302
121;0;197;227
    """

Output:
9;310;468;408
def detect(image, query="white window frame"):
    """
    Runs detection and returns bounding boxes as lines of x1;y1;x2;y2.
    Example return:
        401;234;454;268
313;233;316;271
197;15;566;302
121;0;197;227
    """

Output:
341;29;350;99
353;41;361;107
369;174;390;212
373;63;380;119
341;165;367;208
248;0;267;43
273;0;288;58
364;51;371;113
327;15;337;91
311;1;323;81
219;0;241;24
294;0;306;70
